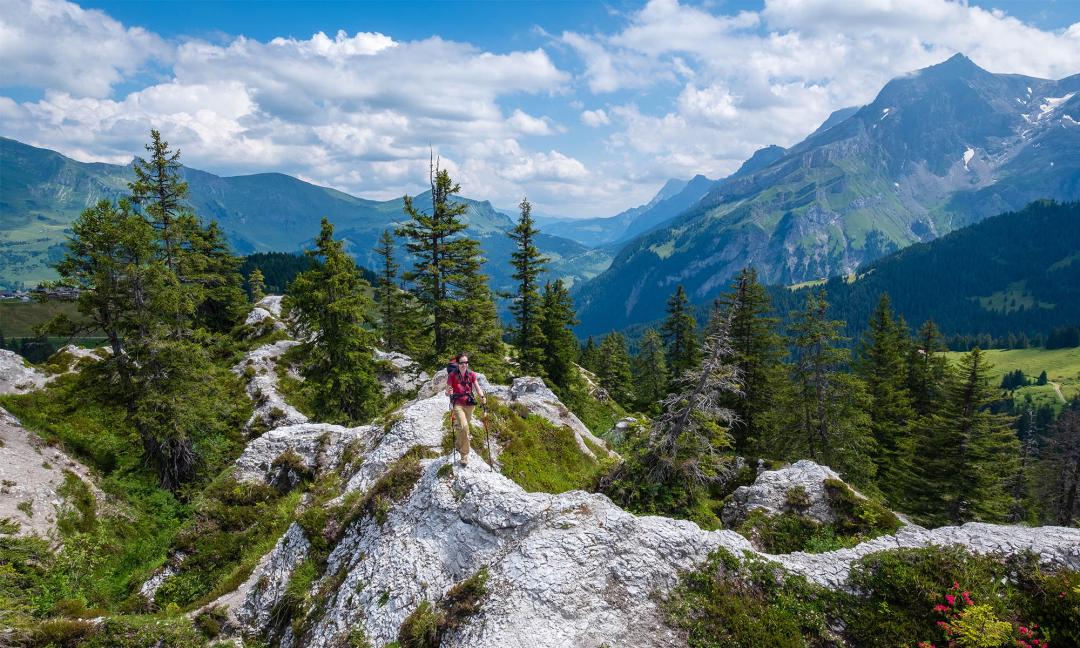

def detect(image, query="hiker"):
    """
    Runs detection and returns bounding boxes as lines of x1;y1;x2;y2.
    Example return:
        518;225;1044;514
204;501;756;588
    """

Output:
445;353;487;466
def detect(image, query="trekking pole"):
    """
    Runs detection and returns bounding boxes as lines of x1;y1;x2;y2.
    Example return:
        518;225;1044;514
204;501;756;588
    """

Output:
482;401;494;469
448;399;458;466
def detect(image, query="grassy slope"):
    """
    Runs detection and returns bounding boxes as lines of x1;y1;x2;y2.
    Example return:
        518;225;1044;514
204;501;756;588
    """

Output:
0;300;90;337
944;346;1080;409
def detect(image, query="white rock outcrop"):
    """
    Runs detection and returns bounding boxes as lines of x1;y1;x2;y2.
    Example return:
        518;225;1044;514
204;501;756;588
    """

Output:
200;306;1080;647
721;459;852;526
374;349;430;397
0;407;101;540
233;340;309;432
0;349;47;394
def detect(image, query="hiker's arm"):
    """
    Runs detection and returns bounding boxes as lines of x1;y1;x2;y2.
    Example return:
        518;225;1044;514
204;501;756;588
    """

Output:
475;380;486;404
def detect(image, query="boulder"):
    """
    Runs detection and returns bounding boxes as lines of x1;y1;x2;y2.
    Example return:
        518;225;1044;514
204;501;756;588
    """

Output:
0;349;46;394
721;459;851;527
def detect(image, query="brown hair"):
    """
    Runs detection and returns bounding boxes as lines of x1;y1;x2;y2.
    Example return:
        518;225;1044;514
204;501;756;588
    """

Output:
454;353;469;362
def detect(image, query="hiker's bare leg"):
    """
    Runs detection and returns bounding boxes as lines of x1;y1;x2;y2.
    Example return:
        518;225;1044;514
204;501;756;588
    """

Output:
453;404;474;462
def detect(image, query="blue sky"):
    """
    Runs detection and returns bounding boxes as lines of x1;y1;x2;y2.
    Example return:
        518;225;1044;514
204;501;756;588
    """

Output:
3;0;1080;216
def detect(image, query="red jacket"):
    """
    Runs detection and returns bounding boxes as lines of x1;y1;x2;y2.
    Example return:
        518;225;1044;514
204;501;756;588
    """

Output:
448;368;477;405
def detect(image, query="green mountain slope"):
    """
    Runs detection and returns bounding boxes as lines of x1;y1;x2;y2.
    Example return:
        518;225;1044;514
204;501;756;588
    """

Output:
769;200;1080;342
0;137;611;291
574;54;1080;335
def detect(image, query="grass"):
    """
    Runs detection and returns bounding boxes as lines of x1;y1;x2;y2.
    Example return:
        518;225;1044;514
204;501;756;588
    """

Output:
944;346;1080;408
441;396;609;494
0;299;95;337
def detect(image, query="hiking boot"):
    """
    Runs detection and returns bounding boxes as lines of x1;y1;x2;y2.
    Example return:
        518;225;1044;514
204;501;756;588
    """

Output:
458;455;469;467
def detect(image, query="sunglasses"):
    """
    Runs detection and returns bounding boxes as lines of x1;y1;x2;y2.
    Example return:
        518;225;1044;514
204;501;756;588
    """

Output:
459;361;469;364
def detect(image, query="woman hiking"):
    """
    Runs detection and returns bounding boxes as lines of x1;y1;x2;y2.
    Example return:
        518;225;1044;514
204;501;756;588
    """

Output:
445;353;486;466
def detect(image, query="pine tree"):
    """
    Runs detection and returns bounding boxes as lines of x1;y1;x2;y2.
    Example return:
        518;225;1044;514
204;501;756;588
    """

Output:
776;290;876;487
1037;406;1080;525
907;320;949;418
647;306;740;488
632;329;669;416
395;159;470;360
444;235;508;381
373;229;425;356
538;279;579;392
718;268;784;452
1037;370;1049;386
188;220;247;333
855;293;916;504
129;129;189;275
917;348;1020;524
285;218;383;424
661;285;700;383
248;267;266;303
509;197;549;377
579;336;600;373
597;332;634;406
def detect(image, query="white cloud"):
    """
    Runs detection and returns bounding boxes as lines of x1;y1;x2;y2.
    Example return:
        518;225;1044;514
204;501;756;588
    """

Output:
0;0;166;97
580;108;610;127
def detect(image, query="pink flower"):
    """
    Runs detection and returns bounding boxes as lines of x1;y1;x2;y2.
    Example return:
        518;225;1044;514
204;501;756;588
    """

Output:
945;594;956;606
934;604;949;612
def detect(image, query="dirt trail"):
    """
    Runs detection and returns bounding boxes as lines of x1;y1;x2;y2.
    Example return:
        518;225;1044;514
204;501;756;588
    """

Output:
1050;381;1066;403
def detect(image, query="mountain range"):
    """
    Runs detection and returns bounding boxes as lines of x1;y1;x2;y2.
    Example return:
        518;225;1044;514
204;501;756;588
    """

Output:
573;54;1080;335
0;137;613;294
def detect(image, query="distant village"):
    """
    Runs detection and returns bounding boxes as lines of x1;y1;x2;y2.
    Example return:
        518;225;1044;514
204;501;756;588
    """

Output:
0;286;79;301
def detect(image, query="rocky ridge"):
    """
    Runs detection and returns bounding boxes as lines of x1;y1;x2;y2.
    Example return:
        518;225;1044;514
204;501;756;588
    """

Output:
197;307;1080;647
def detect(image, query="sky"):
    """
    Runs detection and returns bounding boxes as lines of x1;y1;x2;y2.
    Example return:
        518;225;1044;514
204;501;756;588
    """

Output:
2;0;1080;217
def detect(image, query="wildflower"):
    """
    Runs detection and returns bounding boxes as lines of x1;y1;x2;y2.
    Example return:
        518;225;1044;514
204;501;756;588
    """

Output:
945;594;956;606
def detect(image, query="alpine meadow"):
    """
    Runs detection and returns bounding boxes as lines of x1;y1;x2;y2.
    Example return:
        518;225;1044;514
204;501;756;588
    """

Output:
3;1;1080;648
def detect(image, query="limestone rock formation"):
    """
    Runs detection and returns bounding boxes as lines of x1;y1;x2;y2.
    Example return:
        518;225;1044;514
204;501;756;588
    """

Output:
0;349;47;394
721;459;852;527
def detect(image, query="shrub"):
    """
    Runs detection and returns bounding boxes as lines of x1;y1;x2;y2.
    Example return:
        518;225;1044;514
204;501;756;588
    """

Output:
397;567;490;648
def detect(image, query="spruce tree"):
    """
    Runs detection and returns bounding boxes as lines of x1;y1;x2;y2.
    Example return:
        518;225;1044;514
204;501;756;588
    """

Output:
775;290;876;487
1038;406;1080;525
373;229;423;355
648;305;739;487
396;160;470;360
597;332;634;406
538;279;579;392
855;293;916;504
285;218;383;424
248;267;266;303
188;220;247;333
632;329;668;416
509;197;549;377
661;285;700;383
907;320;949;418
129;129;188;275
718;268;783;452
917;348;1020;524
579;336;600;373
445;236;508;381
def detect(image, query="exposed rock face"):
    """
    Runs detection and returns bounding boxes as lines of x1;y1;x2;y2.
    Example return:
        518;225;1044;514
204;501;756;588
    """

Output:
374;349;430;397
721;459;851;527
256;295;284;318
233;340;309;433
776;523;1080;589
0;349;47;394
200;309;1080;647
0;407;100;540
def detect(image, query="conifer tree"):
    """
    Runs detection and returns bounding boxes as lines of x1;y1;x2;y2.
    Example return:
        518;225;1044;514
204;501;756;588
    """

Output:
509;197;549;377
538;279;579;392
632;328;669;416
373;229;425;356
916;348;1020;524
855;293;916;503
661;285;700;383
579;336;600;373
773;290;876;487
248;267;266;303
597;332;634;406
396;159;470;360
718;268;784;452
188;220;247;333
129;129;189;275
907;320;949;418
648;306;740;488
445;237;508;381
285;218;383;424
1037;406;1080;525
